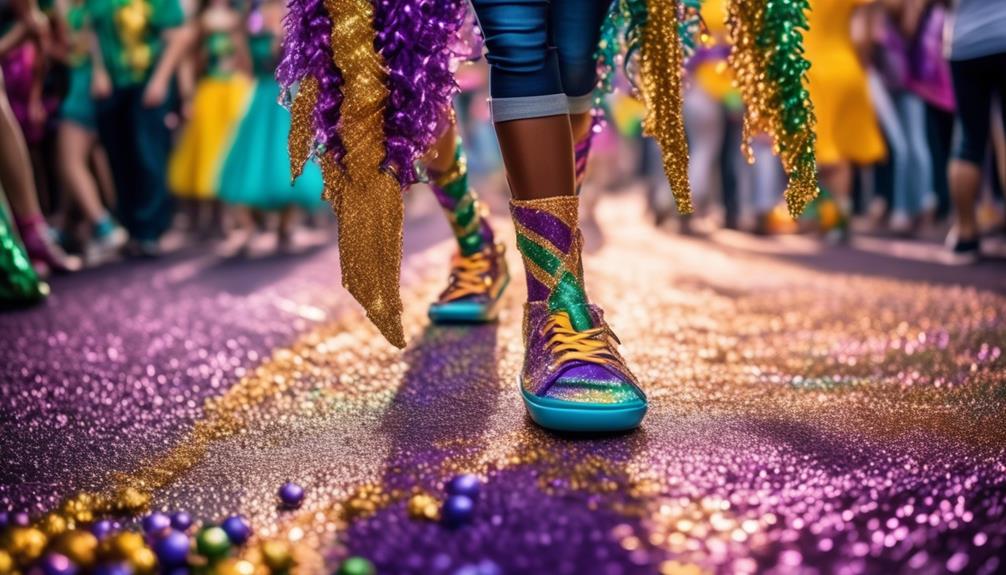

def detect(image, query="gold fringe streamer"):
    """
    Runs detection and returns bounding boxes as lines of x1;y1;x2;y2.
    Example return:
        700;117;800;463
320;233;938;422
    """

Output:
323;0;406;348
726;0;819;218
640;0;693;214
288;76;319;182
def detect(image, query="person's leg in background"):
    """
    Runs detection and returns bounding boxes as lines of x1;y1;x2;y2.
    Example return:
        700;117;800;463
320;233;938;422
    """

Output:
0;69;80;274
946;55;995;261
95;87;138;246
424;113;509;323
470;0;646;432
128;84;175;254
899;92;936;229
682;84;724;232
868;72;910;232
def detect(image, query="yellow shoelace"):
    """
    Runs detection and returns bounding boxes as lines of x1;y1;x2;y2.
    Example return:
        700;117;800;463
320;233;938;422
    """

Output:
543;311;620;368
443;251;493;300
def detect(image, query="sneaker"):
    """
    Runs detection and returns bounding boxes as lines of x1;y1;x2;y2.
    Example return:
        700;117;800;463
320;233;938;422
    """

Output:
518;302;647;432
428;242;509;323
16;216;82;274
85;221;128;265
944;236;980;265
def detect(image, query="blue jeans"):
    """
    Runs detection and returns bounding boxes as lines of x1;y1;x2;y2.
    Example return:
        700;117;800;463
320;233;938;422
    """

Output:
469;0;612;122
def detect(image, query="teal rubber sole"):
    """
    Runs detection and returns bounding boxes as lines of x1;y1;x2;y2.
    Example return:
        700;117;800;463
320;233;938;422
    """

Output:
428;275;509;324
519;379;648;433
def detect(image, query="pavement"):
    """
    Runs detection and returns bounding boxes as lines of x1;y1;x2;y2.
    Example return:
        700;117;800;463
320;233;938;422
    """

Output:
1;192;1004;574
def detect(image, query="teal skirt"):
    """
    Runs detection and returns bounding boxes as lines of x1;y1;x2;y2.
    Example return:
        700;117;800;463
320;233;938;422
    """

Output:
219;77;326;211
59;65;96;131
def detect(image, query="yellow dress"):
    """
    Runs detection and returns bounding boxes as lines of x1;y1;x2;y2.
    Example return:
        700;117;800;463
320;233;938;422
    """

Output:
804;0;886;165
694;0;735;101
168;31;251;199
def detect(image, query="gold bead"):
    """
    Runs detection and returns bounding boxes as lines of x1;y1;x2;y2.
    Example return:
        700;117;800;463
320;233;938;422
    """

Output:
406;493;440;521
129;547;158;575
51;530;99;567
0;550;14;575
3;527;48;565
39;513;68;537
260;540;293;573
99;532;145;561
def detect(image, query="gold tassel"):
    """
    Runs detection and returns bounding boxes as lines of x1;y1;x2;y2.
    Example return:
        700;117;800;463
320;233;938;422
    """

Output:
288;76;319;182
323;0;406;348
640;0;693;214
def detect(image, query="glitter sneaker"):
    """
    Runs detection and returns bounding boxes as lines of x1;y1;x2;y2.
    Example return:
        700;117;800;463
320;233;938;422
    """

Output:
428;242;510;323
519;301;647;432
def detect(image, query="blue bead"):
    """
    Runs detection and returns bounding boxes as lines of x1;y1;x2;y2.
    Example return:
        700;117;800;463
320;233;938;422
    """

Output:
221;515;252;545
141;512;171;535
278;482;305;508
441;495;475;527
41;553;78;575
154;530;191;567
92;563;133;575
0;511;7;527
170;511;193;531
90;519;116;540
446;474;481;499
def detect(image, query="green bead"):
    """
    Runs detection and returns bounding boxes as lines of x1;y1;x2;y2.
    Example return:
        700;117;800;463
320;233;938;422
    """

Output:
196;527;232;561
337;556;376;575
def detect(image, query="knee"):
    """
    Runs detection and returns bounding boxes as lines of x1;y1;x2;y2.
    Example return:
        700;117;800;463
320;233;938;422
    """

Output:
558;56;598;97
483;28;552;77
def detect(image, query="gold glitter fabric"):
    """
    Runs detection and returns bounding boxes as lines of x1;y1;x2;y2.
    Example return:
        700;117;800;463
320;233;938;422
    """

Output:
321;0;406;348
288;76;319;183
640;0;693;215
726;0;819;218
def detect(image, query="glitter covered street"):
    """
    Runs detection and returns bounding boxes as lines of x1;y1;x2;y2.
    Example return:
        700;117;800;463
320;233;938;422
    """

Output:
2;195;1005;575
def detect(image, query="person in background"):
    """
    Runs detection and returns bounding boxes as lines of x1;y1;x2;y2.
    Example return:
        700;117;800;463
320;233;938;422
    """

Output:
1;0;80;274
943;0;1006;263
53;0;127;264
218;0;322;252
168;0;251;241
90;0;190;257
805;0;887;240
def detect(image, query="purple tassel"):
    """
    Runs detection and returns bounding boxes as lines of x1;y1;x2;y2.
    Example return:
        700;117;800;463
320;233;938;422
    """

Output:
373;0;470;187
278;0;346;164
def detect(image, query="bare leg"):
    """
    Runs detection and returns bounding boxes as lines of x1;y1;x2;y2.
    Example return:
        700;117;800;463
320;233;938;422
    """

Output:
58;122;109;224
948;159;982;241
90;143;117;210
0;73;43;219
570;111;592;145
495;115;576;200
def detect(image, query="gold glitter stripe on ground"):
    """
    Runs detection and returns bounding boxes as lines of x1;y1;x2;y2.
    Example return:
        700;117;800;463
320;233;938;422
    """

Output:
288;76;319;183
323;0;406;348
640;0;692;214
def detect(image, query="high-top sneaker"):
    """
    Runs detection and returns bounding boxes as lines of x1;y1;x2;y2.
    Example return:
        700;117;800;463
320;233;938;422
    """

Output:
510;195;646;432
427;138;509;323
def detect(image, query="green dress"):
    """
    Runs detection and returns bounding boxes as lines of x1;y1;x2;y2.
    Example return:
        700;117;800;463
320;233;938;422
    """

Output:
59;1;97;130
218;32;324;211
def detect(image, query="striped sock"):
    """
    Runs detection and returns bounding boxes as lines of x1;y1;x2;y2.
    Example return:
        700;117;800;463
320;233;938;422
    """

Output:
429;138;494;256
510;195;593;331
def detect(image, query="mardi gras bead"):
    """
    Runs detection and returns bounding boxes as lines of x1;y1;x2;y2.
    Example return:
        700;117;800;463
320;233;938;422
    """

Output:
220;516;251;546
98;532;144;561
141;513;170;536
277;483;304;509
51;530;98;567
442;495;475;527
259;540;293;573
0;550;13;575
445;474;481;500
90;520;116;541
91;562;132;575
127;546;157;575
337;557;375;575
406;493;440;522
195;527;231;561
40;552;78;575
4;526;48;565
153;530;190;567
169;513;192;532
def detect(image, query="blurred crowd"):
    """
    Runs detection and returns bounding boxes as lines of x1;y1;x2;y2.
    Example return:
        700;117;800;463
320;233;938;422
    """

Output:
0;0;1003;284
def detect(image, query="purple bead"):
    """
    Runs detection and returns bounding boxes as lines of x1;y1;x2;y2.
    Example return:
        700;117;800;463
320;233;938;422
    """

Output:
41;553;78;575
154;530;191;567
441;495;474;527
446;474;481;500
12;511;30;526
0;511;7;527
220;515;252;545
141;512;171;535
90;519;116;540
278;482;305;509
92;563;133;575
170;512;193;532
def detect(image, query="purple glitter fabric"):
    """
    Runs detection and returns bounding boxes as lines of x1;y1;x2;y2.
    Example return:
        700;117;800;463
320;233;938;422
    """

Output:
277;0;345;162
510;205;573;254
373;0;470;186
